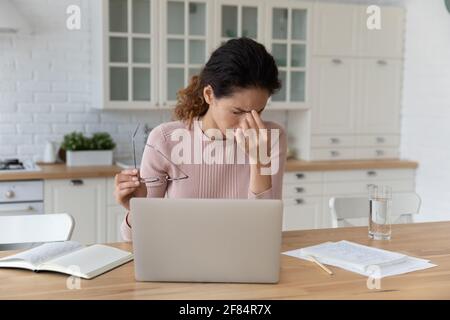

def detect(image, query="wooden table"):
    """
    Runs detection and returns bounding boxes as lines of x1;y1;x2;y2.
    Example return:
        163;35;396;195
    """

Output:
1;222;449;300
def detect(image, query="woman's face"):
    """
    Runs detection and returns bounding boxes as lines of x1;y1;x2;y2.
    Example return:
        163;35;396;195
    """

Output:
203;86;270;134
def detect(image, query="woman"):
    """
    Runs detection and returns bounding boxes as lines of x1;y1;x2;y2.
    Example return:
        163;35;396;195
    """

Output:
115;38;287;241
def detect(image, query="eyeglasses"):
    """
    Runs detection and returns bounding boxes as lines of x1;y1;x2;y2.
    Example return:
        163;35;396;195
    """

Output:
132;124;189;186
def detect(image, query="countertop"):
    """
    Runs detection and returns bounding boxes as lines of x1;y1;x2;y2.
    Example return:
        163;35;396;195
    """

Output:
0;159;419;181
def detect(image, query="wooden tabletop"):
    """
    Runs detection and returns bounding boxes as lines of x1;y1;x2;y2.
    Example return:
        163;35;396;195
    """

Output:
0;221;448;300
285;159;418;172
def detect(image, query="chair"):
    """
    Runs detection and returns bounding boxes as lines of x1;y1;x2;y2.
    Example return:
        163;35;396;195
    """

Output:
0;213;75;251
329;193;421;228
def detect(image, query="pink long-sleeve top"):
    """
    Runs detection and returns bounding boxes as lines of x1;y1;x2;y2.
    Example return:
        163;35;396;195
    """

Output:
121;118;287;241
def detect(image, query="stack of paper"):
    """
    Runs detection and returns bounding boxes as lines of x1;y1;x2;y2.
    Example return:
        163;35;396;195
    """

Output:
283;240;436;279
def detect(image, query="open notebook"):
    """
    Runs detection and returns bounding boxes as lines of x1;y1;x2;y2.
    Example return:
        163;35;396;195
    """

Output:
283;240;436;279
0;241;133;279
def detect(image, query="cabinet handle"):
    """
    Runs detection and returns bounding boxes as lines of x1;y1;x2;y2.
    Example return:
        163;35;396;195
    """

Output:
330;150;340;157
70;179;84;186
332;58;342;64
376;137;385;143
367;183;376;190
367;171;377;177
295;173;305;179
375;150;385;156
330;137;340;144
295;187;305;193
377;60;387;66
295;198;304;205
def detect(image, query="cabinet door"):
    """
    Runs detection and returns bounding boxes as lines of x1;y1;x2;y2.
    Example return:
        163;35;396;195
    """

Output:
44;178;106;245
266;1;311;109
357;59;402;134
357;6;405;58
216;0;263;45
106;0;159;109
160;0;213;107
283;196;322;231
107;205;127;242
312;3;358;56
311;57;357;134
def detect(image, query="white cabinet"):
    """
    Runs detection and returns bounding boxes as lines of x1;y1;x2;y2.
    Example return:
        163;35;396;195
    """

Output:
266;0;311;109
44;178;107;244
283;197;322;231
106;177;126;242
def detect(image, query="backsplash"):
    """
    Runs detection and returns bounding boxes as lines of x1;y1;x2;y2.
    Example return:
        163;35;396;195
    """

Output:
0;0;287;162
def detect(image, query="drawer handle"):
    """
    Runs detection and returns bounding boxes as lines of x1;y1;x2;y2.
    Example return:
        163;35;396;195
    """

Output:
377;60;387;66
295;198;304;205
0;205;32;212
367;171;377;177
375;150;385;156
70;179;84;186
332;58;342;64
295;173;305;179
330;150;340;157
295;187;305;193
330;137;340;144
376;137;385;143
4;190;15;199
367;183;376;190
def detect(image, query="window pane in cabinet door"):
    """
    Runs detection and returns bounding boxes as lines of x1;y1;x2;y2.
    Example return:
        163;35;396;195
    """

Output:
189;40;205;64
109;0;127;32
133;38;150;63
222;5;238;38
167;1;185;35
133;0;151;34
272;43;287;67
272;70;286;101
242;7;257;39
290;71;305;102
188;68;201;80
272;8;288;39
167;39;185;64
189;2;206;36
110;67;128;101
292;9;307;41
133;67;151;101
167;68;185;101
110;37;128;62
291;44;306;67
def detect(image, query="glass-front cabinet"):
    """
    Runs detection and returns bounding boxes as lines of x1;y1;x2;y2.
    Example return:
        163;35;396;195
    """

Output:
266;1;310;109
159;0;213;107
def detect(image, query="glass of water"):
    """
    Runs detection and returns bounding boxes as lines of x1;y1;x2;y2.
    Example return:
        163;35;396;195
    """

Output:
368;185;392;240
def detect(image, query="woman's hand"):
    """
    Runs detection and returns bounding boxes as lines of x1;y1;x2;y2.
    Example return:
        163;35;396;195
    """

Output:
114;169;147;211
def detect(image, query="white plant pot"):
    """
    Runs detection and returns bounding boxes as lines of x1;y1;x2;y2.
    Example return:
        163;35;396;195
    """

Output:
66;150;113;166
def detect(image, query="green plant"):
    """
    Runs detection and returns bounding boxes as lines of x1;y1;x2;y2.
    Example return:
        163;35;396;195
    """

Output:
61;132;116;151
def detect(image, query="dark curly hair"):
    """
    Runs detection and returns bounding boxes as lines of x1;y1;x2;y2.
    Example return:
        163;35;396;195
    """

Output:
173;37;281;127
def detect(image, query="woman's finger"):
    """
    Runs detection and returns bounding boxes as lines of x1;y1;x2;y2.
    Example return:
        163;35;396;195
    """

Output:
118;188;136;198
251;110;266;130
116;174;139;183
245;112;258;130
119;181;141;190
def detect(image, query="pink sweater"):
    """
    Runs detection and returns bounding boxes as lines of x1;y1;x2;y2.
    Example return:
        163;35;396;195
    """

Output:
121;119;287;241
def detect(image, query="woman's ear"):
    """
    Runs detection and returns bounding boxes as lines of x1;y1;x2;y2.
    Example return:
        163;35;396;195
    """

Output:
203;85;214;105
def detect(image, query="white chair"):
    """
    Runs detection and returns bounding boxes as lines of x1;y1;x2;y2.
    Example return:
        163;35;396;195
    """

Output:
329;193;422;228
0;213;75;251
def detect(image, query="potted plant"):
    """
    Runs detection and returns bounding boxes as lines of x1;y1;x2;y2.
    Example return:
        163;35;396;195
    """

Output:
61;132;116;166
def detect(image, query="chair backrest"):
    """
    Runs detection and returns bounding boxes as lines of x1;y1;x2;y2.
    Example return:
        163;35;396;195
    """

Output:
0;213;75;250
329;193;421;228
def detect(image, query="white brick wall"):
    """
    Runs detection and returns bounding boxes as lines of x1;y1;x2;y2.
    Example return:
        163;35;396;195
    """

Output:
0;0;287;162
401;0;450;222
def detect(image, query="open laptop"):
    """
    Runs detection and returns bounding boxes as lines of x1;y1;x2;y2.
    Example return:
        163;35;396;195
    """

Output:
130;198;283;283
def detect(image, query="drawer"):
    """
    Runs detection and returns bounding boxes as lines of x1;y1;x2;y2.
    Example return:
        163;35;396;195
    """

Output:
0;180;43;203
311;135;355;148
284;171;323;183
355;148;399;159
356;135;400;147
283;182;323;197
323;179;415;195
324;169;415;182
283;196;322;231
311;148;355;160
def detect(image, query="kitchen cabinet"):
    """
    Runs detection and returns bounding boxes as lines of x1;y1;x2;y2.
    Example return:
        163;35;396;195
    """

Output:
44;178;107;244
106;177;127;242
282;168;416;231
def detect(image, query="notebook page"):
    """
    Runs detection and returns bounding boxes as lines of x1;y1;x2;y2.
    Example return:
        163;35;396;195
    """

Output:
0;241;84;267
44;244;133;278
300;241;407;270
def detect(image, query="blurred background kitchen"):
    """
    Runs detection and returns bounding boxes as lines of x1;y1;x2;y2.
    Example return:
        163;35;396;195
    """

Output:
0;0;449;244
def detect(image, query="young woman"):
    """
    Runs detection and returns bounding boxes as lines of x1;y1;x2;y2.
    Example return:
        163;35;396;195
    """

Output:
115;38;287;241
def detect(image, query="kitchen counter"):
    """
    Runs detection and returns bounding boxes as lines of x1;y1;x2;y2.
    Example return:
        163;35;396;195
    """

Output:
0;159;418;181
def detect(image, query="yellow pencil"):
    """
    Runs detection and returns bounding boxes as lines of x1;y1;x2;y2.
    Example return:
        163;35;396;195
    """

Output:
308;255;334;275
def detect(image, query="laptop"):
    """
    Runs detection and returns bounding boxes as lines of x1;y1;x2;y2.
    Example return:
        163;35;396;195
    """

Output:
130;198;283;283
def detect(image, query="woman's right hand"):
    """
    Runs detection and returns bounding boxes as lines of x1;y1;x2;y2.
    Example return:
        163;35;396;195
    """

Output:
114;169;147;211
